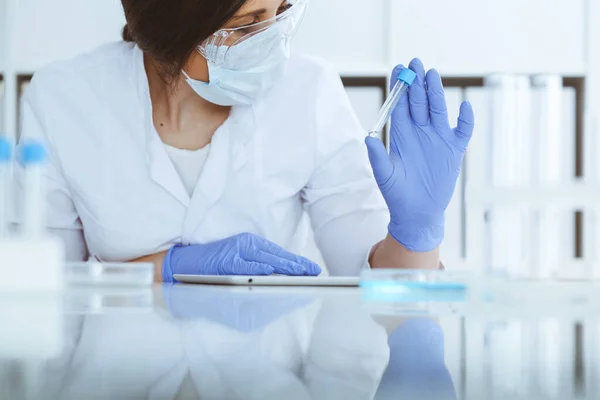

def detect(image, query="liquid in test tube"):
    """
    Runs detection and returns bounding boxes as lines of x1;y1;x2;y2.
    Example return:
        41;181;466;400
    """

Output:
368;68;417;138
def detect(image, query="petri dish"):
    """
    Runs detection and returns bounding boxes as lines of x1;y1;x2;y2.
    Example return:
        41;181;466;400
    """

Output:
360;269;470;303
65;287;154;314
65;262;154;287
361;269;470;290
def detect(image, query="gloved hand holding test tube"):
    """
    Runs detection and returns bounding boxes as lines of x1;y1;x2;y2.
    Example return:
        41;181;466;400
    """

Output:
366;59;475;252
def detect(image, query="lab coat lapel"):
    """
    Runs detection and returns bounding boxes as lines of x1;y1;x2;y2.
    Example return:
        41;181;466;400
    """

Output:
138;48;190;209
181;125;231;241
229;106;254;174
182;106;253;241
147;135;191;208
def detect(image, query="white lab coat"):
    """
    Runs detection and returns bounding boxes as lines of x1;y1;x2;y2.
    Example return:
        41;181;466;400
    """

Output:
14;42;389;275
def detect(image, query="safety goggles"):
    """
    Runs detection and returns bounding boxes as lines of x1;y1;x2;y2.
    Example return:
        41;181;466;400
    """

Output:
199;0;308;66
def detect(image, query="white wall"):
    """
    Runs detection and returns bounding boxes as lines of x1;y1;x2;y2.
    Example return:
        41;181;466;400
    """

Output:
294;0;391;75
294;0;587;76
3;0;588;75
390;0;586;76
2;0;125;73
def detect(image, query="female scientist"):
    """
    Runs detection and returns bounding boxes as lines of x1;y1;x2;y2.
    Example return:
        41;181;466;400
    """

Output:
15;0;474;281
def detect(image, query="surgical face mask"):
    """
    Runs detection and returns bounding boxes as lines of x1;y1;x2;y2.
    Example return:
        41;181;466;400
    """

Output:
184;27;291;106
183;0;307;106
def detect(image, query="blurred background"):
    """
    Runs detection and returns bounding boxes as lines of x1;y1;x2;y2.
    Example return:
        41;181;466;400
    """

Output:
1;0;599;276
2;1;600;397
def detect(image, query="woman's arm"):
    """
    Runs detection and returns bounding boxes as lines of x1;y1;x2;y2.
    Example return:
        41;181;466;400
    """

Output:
132;251;168;282
134;233;321;283
303;61;446;275
369;235;440;270
365;59;474;265
303;60;455;274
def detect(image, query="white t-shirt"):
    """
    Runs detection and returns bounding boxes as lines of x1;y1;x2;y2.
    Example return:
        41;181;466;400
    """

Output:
164;144;211;197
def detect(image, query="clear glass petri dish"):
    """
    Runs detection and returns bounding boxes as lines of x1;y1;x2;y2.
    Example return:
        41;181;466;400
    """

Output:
361;269;470;290
65;287;154;314
65;262;154;287
360;269;470;304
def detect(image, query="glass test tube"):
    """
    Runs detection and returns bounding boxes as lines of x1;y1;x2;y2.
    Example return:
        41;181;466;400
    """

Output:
368;68;417;138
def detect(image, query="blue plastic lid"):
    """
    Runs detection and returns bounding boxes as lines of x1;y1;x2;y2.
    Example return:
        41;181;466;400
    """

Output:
20;141;46;164
0;137;12;162
398;68;417;86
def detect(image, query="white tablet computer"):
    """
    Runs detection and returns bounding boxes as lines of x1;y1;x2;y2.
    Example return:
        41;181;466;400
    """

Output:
173;275;360;287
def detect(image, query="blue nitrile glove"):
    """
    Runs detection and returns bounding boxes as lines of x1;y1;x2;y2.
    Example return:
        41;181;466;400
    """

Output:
162;233;322;283
375;319;456;400
366;58;475;252
162;284;316;332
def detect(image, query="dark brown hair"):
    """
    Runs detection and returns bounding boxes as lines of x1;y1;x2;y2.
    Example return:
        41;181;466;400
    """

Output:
121;0;246;81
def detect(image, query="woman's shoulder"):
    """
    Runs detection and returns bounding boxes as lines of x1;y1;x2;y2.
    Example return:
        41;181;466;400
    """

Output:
29;42;139;97
284;53;339;86
265;53;342;105
287;53;334;73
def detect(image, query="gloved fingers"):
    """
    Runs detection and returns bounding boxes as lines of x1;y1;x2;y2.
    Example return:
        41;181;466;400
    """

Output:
390;64;403;91
425;69;450;131
254;239;321;275
408;58;429;127
390;65;410;122
366;136;395;187
233;260;276;276
253;251;317;276
454;101;475;145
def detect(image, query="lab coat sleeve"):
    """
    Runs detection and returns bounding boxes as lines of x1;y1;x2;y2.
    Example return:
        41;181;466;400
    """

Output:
13;75;88;261
302;63;389;276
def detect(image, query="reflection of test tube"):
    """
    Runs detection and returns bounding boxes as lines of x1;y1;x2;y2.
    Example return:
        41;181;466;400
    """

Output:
21;141;46;237
368;68;417;138
0;137;11;238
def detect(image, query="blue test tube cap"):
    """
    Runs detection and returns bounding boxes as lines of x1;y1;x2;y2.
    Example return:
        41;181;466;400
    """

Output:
398;68;417;86
20;141;46;165
0;137;12;162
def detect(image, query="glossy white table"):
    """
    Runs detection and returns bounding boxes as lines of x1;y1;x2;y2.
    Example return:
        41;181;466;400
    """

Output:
1;282;598;400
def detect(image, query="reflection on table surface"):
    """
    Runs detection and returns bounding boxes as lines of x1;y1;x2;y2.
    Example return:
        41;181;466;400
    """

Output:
1;282;599;400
